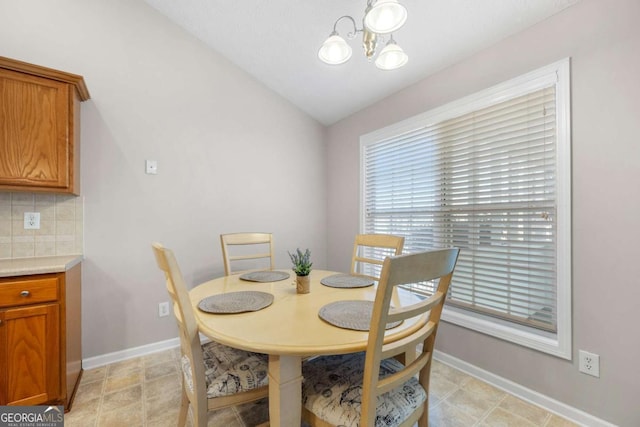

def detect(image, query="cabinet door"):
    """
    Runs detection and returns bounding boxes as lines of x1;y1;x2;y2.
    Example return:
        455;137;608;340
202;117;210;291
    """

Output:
0;303;61;406
0;68;71;190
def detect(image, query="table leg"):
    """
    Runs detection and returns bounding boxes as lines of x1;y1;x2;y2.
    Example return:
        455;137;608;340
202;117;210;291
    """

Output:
267;354;303;427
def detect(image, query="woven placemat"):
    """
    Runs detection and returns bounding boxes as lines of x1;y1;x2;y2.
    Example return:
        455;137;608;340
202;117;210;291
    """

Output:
198;291;274;314
318;300;403;331
239;270;290;282
320;274;374;288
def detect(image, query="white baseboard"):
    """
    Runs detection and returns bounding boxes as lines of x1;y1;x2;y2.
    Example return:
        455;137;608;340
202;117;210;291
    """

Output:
82;337;180;370
433;350;617;427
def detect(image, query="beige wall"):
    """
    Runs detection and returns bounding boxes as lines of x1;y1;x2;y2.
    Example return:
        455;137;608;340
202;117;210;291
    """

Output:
2;0;638;424
325;0;640;425
0;0;326;358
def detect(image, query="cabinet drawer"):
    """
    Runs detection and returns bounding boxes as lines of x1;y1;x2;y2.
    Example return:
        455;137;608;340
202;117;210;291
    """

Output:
0;277;59;307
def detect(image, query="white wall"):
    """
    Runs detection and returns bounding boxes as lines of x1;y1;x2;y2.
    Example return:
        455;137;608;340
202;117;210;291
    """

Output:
325;0;640;425
0;0;326;358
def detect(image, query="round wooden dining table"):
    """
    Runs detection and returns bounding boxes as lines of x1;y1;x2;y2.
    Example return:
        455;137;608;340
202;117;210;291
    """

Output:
190;269;425;427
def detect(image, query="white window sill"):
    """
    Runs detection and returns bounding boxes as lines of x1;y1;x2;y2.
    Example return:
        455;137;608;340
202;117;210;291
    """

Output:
441;305;571;359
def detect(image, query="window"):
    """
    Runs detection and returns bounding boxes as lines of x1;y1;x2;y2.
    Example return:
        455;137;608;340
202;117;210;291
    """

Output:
361;59;571;358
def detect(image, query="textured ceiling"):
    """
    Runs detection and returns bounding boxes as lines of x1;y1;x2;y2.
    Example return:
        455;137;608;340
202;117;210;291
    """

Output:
143;0;581;125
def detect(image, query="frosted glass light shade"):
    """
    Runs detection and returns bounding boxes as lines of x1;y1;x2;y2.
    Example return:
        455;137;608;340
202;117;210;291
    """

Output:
364;0;407;34
318;34;352;65
375;41;408;70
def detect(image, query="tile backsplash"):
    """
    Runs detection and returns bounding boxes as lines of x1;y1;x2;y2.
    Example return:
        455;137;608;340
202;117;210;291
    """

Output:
0;192;83;259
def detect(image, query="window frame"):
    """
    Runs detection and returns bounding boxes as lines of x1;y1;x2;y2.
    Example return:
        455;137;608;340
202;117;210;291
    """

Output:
360;59;571;359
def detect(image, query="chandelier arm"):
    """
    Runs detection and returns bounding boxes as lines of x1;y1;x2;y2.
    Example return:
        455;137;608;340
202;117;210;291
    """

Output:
332;15;361;39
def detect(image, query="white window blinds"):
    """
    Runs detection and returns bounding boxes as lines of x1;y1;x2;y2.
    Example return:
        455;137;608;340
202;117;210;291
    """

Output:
363;83;562;332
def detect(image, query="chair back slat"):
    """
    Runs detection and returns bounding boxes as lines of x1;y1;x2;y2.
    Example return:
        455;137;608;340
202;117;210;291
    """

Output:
220;232;274;275
387;291;445;323
376;350;431;395
380;320;437;360
350;234;405;281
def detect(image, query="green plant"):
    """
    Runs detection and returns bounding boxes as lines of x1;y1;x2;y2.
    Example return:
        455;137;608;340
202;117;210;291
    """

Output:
288;248;312;276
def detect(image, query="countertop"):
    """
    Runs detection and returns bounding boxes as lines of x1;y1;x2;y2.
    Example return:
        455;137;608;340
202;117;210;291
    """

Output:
0;255;83;278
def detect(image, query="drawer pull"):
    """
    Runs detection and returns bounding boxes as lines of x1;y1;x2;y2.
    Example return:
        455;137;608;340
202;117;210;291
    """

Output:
20;290;31;297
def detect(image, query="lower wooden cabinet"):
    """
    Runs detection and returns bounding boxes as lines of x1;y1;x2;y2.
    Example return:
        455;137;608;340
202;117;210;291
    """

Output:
0;263;81;409
0;303;60;405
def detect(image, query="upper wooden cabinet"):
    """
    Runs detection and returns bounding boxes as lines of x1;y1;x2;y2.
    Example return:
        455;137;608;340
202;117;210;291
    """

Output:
0;57;90;195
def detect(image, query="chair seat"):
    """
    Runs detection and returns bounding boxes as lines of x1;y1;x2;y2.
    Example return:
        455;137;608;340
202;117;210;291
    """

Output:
182;341;269;398
302;353;427;427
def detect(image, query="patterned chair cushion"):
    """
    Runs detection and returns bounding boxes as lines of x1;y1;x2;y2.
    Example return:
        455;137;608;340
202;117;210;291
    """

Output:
182;340;268;398
302;353;427;427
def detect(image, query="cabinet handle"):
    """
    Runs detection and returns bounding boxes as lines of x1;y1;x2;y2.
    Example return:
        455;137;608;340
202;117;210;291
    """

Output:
20;290;30;297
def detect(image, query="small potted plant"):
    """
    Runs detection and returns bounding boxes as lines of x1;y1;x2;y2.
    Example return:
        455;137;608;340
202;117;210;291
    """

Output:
288;248;312;294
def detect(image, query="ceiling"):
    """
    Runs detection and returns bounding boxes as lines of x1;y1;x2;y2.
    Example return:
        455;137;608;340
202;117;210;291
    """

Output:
143;0;581;126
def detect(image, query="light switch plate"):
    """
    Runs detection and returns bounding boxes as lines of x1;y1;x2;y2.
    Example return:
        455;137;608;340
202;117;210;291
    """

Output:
145;159;158;175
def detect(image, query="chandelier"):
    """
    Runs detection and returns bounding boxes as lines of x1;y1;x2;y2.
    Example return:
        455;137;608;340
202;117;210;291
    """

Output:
318;0;408;70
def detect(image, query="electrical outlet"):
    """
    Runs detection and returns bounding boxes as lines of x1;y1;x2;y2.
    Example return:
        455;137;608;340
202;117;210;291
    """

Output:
158;301;170;318
24;212;40;229
579;350;600;377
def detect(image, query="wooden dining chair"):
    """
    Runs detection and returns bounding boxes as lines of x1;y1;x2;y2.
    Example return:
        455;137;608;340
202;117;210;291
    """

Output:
220;232;275;276
351;233;405;281
151;243;269;427
302;248;460;427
